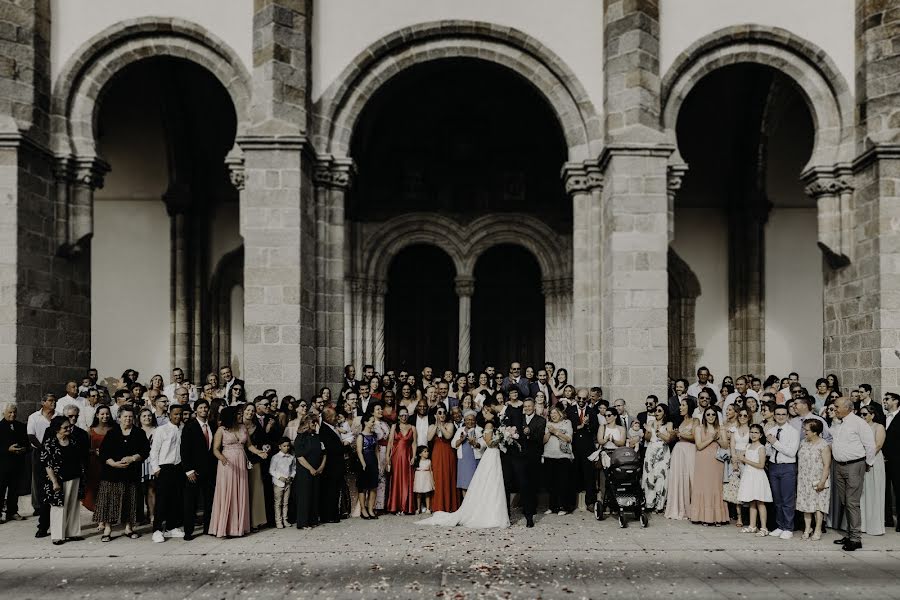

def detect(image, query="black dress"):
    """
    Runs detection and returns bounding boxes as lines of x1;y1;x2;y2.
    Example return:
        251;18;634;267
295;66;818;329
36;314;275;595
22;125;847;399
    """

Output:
294;432;322;528
358;433;379;491
93;427;150;525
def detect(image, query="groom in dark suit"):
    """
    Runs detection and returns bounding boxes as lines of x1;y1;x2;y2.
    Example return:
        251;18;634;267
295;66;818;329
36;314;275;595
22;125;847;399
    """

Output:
503;397;546;527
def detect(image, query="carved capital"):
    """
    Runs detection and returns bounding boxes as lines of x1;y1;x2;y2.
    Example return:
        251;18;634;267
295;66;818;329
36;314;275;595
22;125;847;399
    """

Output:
72;156;109;190
315;156;356;190
454;276;475;298
666;162;688;201
803;176;854;199
53;156;73;183
561;161;602;195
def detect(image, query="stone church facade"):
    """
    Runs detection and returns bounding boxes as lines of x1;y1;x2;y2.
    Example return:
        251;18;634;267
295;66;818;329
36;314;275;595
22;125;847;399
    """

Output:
1;1;897;411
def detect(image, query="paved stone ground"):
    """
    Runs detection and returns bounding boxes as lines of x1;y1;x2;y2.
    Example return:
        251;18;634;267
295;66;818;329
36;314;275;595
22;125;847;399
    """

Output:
0;497;898;600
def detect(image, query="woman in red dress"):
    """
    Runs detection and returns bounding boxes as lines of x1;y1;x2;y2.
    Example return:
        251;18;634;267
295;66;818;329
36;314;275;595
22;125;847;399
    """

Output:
386;406;417;514
428;407;458;513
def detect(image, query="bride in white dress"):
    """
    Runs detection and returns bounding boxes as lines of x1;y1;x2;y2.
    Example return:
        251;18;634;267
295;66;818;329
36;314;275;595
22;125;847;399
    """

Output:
417;422;510;529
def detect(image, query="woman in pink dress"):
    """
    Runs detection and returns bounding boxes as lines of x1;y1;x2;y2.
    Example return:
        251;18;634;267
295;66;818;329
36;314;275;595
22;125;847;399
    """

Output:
690;406;729;525
208;406;268;537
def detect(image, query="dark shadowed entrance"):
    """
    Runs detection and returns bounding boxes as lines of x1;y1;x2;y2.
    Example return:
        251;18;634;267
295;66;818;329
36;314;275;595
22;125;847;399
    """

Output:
471;245;544;372
385;245;458;373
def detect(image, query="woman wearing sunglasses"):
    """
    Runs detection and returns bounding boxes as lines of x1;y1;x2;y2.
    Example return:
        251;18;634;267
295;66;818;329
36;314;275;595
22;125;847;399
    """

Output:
642;404;674;513
860;407;886;536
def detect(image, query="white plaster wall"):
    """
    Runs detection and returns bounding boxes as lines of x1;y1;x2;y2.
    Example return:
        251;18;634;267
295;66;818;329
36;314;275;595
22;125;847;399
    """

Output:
659;0;855;95
50;0;253;86
92;200;171;383
312;0;606;112
671;208;729;382
765;209;824;389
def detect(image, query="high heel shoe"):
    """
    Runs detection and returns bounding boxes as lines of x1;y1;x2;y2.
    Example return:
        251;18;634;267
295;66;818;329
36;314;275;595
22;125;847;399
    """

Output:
811;532;822;541
802;529;812;540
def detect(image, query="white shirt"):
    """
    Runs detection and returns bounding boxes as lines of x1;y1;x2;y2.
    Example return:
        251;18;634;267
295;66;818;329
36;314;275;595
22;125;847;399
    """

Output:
831;412;876;466
78;403;98;431
149;421;182;473
269;451;297;488
56;394;84;416
687;382;720;402
415;415;429;447
766;423;800;464
26;410;53;444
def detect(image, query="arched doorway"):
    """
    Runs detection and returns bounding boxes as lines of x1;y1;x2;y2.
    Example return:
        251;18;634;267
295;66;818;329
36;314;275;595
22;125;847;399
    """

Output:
92;56;239;381
471;245;544;371
670;63;819;383
385;245;458;372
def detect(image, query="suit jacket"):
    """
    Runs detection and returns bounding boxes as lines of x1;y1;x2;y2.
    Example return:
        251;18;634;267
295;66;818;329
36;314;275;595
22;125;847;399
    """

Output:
521;414;546;461
529;382;554;404
884;412;900;463
319;423;345;478
357;397;381;417
341;378;360;395
181;419;218;480
0;419;28;469
501;376;531;399
855;399;886;426
565;404;599;453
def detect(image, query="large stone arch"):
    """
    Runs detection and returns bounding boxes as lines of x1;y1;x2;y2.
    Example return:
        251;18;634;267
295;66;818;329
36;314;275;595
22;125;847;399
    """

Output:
314;20;602;162
661;25;854;170
51;17;252;158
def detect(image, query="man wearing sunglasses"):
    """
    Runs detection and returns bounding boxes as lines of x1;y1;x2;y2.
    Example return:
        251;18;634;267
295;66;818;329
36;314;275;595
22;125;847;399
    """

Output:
637;395;659;427
565;389;600;511
501;362;531;399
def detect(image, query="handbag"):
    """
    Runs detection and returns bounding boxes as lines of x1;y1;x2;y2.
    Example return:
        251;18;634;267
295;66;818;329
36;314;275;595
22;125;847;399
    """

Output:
559;441;572;455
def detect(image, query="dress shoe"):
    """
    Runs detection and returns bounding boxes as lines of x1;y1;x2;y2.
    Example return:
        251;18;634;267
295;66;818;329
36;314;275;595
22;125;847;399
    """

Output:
183;534;195;541
833;537;848;545
525;516;534;528
841;540;862;551
35;530;49;538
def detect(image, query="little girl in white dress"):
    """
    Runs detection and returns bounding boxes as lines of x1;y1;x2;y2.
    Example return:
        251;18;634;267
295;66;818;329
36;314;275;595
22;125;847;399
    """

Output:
413;447;434;514
737;424;773;536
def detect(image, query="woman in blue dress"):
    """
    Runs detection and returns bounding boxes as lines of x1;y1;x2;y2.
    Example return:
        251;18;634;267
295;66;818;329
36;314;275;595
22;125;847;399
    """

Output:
452;410;482;498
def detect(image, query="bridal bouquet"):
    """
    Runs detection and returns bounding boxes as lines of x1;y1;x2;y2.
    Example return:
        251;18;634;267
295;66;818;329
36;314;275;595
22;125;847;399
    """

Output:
496;425;521;453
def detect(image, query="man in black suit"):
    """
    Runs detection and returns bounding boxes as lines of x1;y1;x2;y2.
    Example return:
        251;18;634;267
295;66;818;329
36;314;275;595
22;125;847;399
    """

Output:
0;403;28;522
856;384;886;426
637;395;659;427
882;392;900;531
341;364;360;396
501;361;531;399
219;366;245;400
529;369;554;406
565;388;599;510
181;399;217;540
319;407;345;523
501;397;545;527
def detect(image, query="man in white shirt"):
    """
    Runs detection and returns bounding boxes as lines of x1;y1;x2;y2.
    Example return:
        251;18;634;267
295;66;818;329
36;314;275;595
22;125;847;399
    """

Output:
56;381;83;416
27;393;56;532
789;397;832;443
687;366;720;403
766;405;800;540
692;392;721;423
163;368;198;405
831;397;876;551
149;405;185;542
153;394;170;426
723;376;759;412
78;389;101;431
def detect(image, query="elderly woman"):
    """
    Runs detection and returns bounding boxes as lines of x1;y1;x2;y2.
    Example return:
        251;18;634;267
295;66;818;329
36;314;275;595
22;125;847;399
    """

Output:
796;419;831;540
452;410;483;498
41;416;85;545
0;402;28;523
94;405;150;541
294;415;325;529
542;405;574;514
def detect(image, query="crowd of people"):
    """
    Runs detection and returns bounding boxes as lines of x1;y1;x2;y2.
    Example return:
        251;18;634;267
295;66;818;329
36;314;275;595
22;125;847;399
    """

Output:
0;362;897;550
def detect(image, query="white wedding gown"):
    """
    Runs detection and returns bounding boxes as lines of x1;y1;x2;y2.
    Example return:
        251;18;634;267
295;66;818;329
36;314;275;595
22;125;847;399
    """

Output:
417;446;510;529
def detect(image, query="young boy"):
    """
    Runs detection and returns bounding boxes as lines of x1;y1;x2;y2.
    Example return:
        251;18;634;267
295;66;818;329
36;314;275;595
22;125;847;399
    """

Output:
269;437;296;528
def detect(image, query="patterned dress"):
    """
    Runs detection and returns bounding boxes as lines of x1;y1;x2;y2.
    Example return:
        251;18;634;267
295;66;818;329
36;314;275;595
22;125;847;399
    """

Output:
641;425;671;511
796;438;830;514
723;426;749;503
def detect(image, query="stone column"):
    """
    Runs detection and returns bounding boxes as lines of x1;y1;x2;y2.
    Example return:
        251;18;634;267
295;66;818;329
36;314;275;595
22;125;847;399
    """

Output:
455;276;475;372
372;280;387;372
563;162;604;388
599;0;671;403
314;158;353;388
350;278;364;369
542;278;560;368
164;184;192;376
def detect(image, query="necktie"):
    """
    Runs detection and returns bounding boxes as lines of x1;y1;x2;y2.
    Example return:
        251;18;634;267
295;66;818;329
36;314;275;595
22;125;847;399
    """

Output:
202;423;210;449
579;408;584;424
774;427;781;464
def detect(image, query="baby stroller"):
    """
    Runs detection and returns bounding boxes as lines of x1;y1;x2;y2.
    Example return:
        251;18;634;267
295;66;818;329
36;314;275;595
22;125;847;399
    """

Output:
594;446;648;528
